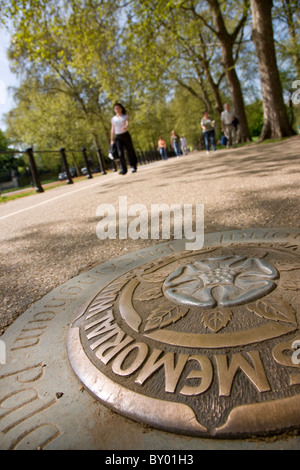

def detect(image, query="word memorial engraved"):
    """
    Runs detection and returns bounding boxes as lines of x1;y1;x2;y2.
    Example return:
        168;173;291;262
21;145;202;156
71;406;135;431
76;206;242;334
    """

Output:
67;230;300;438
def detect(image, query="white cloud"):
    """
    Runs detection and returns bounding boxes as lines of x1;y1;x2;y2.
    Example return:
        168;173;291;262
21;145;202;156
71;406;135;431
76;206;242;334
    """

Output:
0;27;20;128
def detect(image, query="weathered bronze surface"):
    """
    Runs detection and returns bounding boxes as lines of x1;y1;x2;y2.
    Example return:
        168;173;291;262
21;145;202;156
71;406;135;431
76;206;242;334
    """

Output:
67;229;300;438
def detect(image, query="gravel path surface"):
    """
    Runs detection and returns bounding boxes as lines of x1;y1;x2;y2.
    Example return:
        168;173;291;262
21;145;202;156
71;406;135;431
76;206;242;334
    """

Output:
1;136;299;335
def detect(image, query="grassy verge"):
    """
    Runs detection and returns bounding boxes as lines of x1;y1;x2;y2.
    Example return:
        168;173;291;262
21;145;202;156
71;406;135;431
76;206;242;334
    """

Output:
1;135;297;204
0;176;90;204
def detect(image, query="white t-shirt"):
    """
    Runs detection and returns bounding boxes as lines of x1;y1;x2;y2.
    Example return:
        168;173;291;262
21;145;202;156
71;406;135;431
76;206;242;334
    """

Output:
201;118;215;131
111;114;129;135
221;110;234;125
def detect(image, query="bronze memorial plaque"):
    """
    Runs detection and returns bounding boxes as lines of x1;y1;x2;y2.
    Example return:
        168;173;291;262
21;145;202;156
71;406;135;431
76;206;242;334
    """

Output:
67;230;300;438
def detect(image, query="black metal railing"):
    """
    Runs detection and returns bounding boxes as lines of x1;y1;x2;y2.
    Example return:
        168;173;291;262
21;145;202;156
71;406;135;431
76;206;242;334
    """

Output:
0;144;176;194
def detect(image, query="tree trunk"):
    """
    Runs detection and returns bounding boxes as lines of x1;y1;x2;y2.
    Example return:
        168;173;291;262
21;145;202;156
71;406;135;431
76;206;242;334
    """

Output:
180;0;250;138
250;0;296;139
197;70;214;113
208;0;252;142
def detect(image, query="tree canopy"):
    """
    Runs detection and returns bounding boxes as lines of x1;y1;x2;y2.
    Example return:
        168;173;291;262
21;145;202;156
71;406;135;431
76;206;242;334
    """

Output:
0;0;299;161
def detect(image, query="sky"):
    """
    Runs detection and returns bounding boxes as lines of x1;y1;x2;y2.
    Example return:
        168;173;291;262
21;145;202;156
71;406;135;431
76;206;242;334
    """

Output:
0;27;19;130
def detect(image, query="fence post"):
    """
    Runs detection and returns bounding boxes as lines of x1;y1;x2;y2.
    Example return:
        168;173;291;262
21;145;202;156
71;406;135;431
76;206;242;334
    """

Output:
96;148;106;175
59;148;73;184
81;147;93;179
112;159;117;172
26;148;44;193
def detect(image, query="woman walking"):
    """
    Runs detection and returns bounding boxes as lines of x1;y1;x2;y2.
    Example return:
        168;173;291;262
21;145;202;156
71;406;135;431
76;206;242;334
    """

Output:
111;103;137;174
201;111;217;154
158;136;168;160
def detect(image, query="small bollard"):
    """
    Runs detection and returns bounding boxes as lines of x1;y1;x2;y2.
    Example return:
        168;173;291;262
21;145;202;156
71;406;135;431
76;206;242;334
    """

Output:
112;159;117;172
59;148;73;184
81;147;93;179
25;148;44;193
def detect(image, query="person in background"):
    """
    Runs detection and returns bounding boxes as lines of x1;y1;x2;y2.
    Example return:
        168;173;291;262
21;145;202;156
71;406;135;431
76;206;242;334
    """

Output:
201;111;217;155
111;102;137;174
158;136;168;160
171;130;181;157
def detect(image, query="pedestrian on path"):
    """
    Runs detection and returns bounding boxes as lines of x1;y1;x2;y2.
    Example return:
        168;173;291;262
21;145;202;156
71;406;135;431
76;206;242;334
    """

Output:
158;136;168;160
201;111;217;154
111;103;137;174
171;130;181;157
221;103;237;149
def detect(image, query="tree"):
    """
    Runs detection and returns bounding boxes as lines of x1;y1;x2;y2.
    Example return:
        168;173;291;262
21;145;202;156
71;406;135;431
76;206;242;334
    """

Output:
250;0;296;139
2;0;298;149
126;0;251;135
0;129;9;152
4;0;125;152
274;0;300;77
5;76;96;171
0;128;23;176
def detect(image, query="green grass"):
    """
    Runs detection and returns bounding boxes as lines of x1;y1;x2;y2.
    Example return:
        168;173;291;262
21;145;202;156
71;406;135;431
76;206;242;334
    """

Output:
0;134;297;204
256;136;289;145
0;174;103;204
0;190;37;203
1;184;34;194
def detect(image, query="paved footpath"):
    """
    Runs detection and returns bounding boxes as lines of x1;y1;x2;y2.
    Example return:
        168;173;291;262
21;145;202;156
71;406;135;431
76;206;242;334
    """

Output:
1;136;299;334
0;136;300;450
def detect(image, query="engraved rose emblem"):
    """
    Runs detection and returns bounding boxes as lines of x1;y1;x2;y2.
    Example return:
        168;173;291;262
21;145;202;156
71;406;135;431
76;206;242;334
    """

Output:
163;255;279;308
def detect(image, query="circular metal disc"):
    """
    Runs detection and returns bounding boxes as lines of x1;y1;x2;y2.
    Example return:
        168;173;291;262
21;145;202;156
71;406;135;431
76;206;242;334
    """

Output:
67;229;300;438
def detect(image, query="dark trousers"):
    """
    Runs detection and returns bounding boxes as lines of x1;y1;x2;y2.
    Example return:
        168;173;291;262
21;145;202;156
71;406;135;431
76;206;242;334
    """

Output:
115;132;137;172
